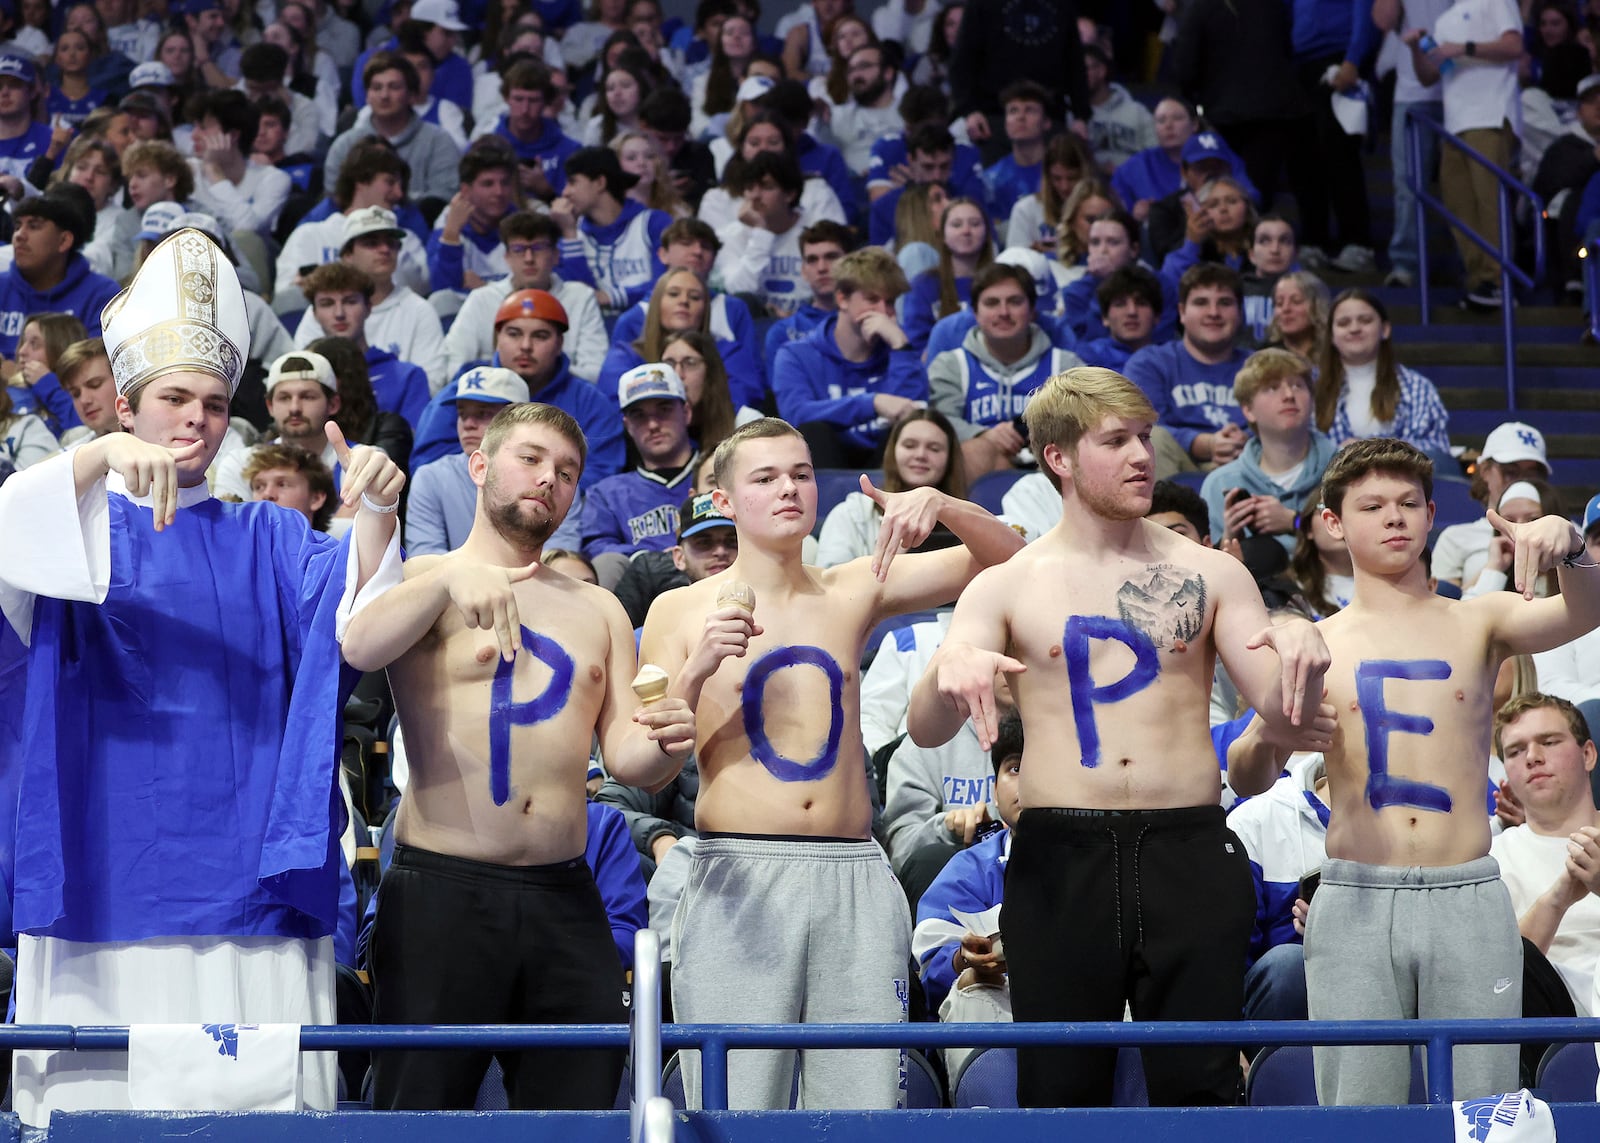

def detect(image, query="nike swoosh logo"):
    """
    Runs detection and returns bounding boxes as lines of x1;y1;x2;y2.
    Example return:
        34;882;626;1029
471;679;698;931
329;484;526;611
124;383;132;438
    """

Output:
1493;980;1513;994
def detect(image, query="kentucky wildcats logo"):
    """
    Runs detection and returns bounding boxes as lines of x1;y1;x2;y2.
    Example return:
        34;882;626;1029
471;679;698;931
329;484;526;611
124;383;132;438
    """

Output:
201;1023;260;1059
1456;1092;1532;1143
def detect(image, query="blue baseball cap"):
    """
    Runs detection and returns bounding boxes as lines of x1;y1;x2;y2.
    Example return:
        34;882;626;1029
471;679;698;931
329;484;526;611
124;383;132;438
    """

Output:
1180;131;1233;166
0;53;35;85
1584;493;1600;537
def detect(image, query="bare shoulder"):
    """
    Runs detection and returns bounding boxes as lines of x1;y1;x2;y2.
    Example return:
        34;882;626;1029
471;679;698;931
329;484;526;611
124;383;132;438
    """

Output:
401;552;448;580
560;573;631;625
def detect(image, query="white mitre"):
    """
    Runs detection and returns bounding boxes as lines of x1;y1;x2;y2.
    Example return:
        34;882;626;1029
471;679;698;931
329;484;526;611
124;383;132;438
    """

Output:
101;227;250;398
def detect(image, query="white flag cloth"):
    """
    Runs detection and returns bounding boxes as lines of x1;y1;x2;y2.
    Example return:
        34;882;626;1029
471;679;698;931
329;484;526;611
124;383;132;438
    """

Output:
128;1023;301;1111
1452;1089;1557;1143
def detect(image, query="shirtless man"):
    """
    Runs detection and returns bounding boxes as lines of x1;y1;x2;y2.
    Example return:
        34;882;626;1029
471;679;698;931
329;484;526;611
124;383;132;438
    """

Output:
1301;438;1600;1106
340;399;696;1111
639;416;1025;1111
908;366;1333;1108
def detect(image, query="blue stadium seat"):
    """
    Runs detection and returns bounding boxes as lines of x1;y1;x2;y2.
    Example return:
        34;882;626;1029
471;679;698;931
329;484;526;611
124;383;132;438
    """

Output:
476;1058;509;1110
661;1053;686;1110
1169;471;1207;493
968;469;1023;515
904;1048;944;1109
862;609;941;667
1113;1047;1148;1106
814;468;881;535
951;1046;1145;1107
1535;1041;1599;1101
1430;478;1481;531
1248;1044;1428;1104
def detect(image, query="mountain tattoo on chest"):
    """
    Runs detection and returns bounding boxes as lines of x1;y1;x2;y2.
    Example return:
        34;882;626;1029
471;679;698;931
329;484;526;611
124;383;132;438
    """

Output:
1115;564;1207;651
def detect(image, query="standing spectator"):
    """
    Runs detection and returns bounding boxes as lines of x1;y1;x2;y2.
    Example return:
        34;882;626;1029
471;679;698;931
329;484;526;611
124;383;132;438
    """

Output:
826;42;903;175
1124;263;1252;476
1373;0;1451;288
1286;0;1379;271
1403;0;1523;309
324;53;461;206
1083;44;1155;175
553;144;671;313
983;81;1053;228
404;365;530;555
948;0;1089;161
1172;0;1310;211
771;245;925;467
1314;288;1452;464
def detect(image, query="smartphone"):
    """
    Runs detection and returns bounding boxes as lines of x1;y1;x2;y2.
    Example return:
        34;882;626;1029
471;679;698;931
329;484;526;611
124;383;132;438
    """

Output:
1298;868;1322;904
299;264;319;279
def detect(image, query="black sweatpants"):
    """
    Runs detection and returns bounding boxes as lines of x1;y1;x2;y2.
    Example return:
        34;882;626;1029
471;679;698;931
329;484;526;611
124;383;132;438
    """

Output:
369;844;627;1111
1287;57;1373;251
1002;805;1256;1108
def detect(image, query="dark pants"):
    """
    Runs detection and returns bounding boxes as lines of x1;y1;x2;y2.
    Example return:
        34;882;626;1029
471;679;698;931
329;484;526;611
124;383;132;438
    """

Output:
1288;57;1373;250
1214;117;1315;214
1003;805;1255;1107
369;845;627;1111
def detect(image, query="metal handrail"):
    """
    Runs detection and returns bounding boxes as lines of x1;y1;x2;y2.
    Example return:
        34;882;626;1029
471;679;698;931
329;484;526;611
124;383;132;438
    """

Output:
1584;238;1600;343
4;1017;1596;1110
631;930;662;1143
1405;107;1548;410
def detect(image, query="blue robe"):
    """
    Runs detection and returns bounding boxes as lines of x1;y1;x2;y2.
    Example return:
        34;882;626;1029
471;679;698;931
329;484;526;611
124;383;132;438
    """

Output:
2;475;361;946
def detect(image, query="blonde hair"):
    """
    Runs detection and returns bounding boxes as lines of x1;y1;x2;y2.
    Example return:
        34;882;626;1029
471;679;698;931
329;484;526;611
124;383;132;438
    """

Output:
634;268;709;361
1233;347;1312;409
1265;270;1330;362
1023;367;1156;490
481;401;588;468
711;416;804;490
834;246;909;302
54;336;108;387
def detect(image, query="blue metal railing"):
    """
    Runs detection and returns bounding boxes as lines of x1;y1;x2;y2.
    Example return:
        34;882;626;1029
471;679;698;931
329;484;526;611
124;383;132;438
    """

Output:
1405;108;1547;410
2;1018;1596;1110
1584;238;1600;343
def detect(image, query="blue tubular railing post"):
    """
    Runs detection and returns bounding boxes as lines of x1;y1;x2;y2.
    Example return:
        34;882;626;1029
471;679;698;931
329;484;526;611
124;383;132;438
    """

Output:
700;1031;729;1111
1499;182;1517;410
1587;240;1600;342
1426;1033;1455;1104
631;930;662;1143
1411;111;1431;325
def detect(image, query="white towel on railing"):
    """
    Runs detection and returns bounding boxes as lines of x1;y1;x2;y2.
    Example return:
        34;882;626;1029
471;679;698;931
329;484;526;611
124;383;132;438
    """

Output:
128;1023;301;1111
1451;1089;1557;1143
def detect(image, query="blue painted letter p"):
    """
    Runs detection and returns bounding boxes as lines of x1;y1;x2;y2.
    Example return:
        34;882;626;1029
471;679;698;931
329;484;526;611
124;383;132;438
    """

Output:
1063;616;1160;768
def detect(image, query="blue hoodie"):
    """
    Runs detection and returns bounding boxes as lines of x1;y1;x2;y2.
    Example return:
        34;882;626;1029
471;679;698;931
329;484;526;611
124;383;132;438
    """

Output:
983;155;1041;224
557;199;671;311
795;133;861;228
1123;340;1251;455
1200;431;1339;552
914;829;1007;1010
902;271;971;354
409;354;625;482
771;314;928;452
764;303;833;377
608;293;765;409
6;370;80;435
426;218;504;293
1289;0;1381;63
867;135;986;200
490;114;581;195
1110;146;1259;210
364;344;432;429
0;254;121;361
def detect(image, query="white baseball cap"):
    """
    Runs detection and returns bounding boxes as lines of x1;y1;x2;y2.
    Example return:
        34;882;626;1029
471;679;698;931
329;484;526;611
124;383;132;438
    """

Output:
1480;422;1550;474
341;205;406;251
136;201;186;241
411;0;468;30
736;75;775;104
449;366;530;406
265;350;337;395
130;61;177;89
618;362;687;409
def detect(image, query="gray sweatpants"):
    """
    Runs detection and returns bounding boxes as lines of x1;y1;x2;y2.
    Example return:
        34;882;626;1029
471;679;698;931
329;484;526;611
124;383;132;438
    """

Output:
1304;855;1521;1106
670;834;913;1110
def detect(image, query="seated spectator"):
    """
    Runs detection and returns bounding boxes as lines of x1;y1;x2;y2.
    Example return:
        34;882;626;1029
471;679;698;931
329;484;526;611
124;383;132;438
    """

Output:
0;55;60;184
662;328;752;450
443;210;606;383
1083;43;1156;174
0;189;120;366
1004;132;1093;254
1227;751;1327;1025
1286;491;1353;617
187;90;292;241
1261;269;1328;364
122;139;192;222
582;55;655;146
1533;73;1600;292
1124;263;1252;477
45;28;108;129
427;138;521;294
712;149;808;316
1112;96;1200;221
639;86;717;210
118;89;175;151
241;442;336;532
542;547;600;582
352;5;474;115
1458;478;1564;601
4;312;85;433
865;83;986;204
240;43;321;159
825;41;903;175
612;485;738;631
910;710;1023;1086
214;350;346;504
294;205;448;387
477;60;580;203
554;144;671;313
689;12;760;141
806;12;875;118
54;336;117;447
860;609;953;761
581;361;701;586
928;263;1083;476
1493;692;1600;1017
1200;348;1336;555
902;197;993;352
868;122;955;247
704;68;781;174
301;263;431;428
410;288;624;482
771;245;926;468
249;96;321;199
384;25;471;151
1527;1;1591;98
1056;210;1156;341
1433;421;1551;591
1159;175;1256;281
404;364;530;555
1530;501;1600;733
1074;265;1164;372
982;81;1052;233
601;265;764;408
696;110;847;233
1048;178;1120;292
1144;129;1253;265
817;407;968;566
1314;288;1451;465
890;180;945;256
325;52;460;207
764;220;854;376
0;370;59;470
909;0;962;90
615;130;689;218
309;333;416;477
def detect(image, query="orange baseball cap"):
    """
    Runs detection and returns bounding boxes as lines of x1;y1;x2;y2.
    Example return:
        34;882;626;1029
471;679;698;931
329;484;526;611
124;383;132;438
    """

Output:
494;288;569;332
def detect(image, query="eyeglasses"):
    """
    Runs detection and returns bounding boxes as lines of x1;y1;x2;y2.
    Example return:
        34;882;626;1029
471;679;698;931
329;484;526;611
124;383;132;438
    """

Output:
508;242;555;257
662;355;704;371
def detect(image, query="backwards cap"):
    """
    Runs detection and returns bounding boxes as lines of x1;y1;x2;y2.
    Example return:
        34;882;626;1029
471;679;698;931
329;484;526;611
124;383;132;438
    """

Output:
102;228;250;397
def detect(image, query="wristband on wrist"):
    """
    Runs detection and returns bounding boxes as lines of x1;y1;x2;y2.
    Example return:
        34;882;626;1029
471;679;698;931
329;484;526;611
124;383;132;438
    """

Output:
360;492;399;515
1563;537;1595;569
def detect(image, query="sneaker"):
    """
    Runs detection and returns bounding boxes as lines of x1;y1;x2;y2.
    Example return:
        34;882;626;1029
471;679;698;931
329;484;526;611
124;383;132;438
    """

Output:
1331;245;1378;273
1464;284;1504;311
1384;268;1415;288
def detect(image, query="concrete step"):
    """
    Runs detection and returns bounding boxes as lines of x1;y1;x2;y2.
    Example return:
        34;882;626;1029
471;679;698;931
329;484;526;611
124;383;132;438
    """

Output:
1424;365;1600;393
1441;407;1600;434
1395;342;1597;367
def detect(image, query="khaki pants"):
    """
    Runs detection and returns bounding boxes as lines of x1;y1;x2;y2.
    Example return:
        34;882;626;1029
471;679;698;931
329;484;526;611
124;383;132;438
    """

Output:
1440;123;1515;290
